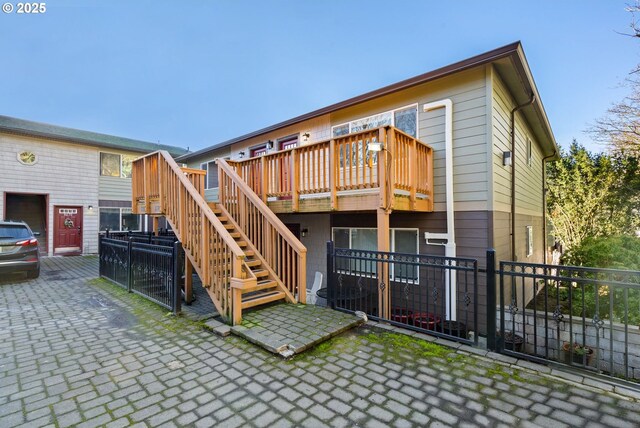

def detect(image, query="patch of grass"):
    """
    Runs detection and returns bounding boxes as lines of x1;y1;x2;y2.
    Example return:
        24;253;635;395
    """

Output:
361;331;454;360
89;277;206;334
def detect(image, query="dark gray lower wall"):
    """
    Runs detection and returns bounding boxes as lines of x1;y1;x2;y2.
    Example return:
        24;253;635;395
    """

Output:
276;213;330;291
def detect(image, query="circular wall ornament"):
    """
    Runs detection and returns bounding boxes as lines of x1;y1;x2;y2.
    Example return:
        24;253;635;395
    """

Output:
17;150;38;165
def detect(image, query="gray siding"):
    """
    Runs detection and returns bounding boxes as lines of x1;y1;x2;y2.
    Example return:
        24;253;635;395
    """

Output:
329;67;489;212
186;147;231;203
491;68;545;217
99;176;132;201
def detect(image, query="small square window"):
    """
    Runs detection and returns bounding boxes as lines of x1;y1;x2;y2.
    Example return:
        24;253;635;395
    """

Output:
100;153;121;177
526;226;533;257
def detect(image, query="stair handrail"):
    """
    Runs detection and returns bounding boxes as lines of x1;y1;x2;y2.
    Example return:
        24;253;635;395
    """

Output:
133;150;249;322
217;158;308;301
155;151;246;257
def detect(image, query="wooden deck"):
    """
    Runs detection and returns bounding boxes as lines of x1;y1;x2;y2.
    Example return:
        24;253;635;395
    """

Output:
229;126;434;214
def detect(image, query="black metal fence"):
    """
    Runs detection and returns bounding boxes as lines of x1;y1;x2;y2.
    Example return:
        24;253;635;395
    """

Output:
487;249;640;383
327;241;478;345
99;236;182;314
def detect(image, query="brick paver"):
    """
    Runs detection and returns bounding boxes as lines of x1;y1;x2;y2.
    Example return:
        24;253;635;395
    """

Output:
1;256;639;427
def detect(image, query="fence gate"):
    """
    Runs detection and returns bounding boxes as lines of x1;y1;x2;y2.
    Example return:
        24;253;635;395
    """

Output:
493;254;640;383
327;241;478;345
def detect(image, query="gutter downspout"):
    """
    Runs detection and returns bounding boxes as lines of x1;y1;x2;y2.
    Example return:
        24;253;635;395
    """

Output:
510;94;535;261
541;150;557;264
423;99;456;320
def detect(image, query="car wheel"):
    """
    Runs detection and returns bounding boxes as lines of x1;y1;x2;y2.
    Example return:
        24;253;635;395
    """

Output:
27;268;40;279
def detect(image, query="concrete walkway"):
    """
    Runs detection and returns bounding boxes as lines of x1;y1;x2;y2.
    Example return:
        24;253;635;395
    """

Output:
1;257;639;427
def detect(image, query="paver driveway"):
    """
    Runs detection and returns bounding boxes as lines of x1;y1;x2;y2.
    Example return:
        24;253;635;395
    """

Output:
1;256;639;427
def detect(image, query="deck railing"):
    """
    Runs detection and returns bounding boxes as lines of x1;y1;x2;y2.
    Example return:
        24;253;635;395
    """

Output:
132;151;254;323
218;159;307;301
231;126;433;212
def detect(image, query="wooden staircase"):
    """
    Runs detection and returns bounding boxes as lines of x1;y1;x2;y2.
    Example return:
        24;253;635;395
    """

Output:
131;151;306;325
208;203;288;310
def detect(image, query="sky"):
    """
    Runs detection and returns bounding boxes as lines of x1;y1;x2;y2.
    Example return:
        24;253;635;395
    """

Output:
0;0;638;153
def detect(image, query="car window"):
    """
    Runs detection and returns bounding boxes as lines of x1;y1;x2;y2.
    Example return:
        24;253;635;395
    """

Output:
0;225;31;240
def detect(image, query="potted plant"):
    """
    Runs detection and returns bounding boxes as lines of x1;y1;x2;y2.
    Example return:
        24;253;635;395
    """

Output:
562;342;594;365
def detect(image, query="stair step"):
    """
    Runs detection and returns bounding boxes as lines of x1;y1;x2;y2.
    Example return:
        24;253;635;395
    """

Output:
239;279;278;293
230;232;241;239
244;250;255;257
217;215;228;222
252;269;269;278
241;290;286;309
223;224;235;230
237;240;247;247
245;259;261;268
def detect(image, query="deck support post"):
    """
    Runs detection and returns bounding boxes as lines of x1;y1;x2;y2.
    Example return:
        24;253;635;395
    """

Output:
377;208;391;319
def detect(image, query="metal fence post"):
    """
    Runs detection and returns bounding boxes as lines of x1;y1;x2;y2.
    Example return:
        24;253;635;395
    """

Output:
98;234;103;278
127;239;133;293
173;241;182;315
327;241;335;309
486;249;497;351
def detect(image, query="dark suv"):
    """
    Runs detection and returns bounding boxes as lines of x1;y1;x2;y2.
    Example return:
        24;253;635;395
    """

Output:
0;220;40;279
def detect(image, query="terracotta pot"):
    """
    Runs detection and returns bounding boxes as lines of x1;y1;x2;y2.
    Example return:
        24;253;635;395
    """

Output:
412;313;442;331
390;308;412;325
562;342;594;365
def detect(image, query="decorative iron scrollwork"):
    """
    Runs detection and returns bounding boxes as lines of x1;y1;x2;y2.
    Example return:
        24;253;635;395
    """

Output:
552;305;564;325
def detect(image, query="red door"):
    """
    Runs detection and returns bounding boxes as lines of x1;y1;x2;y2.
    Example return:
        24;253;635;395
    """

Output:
54;206;83;255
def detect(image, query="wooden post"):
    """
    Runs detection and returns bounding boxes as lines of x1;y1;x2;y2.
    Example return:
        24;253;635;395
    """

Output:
184;256;194;304
143;157;149;213
386;127;395;211
298;251;307;303
377;208;391;319
158;155;164;214
410;137;417;210
261;156;268;204
152;216;159;235
329;139;337;210
292;149;299;212
378;129;387;210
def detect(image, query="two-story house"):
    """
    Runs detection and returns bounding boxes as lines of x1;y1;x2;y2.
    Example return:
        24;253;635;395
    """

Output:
132;42;558;326
0;116;187;256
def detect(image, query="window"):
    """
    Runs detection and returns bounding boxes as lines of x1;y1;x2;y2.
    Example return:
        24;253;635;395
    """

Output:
332;227;419;281
99;207;142;232
100;153;120;177
331;104;418;138
200;161;219;189
100;153;137;178
526;226;533;257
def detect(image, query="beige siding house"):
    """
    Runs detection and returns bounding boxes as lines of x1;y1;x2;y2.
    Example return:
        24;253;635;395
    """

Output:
0;116;187;256
177;42;558;326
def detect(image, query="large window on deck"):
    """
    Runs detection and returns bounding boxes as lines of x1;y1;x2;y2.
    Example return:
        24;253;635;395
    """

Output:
331;104;418;138
332;227;419;282
100;207;142;232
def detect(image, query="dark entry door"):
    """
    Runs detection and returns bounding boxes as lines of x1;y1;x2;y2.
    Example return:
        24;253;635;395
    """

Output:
5;193;47;253
54;206;82;254
285;223;301;240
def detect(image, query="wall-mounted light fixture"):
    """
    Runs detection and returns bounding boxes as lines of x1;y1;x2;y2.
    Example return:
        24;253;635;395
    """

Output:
503;151;512;166
301;228;309;237
302;132;311;142
266;140;274;150
367;140;383;152
239;151;245;159
88;205;94;211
